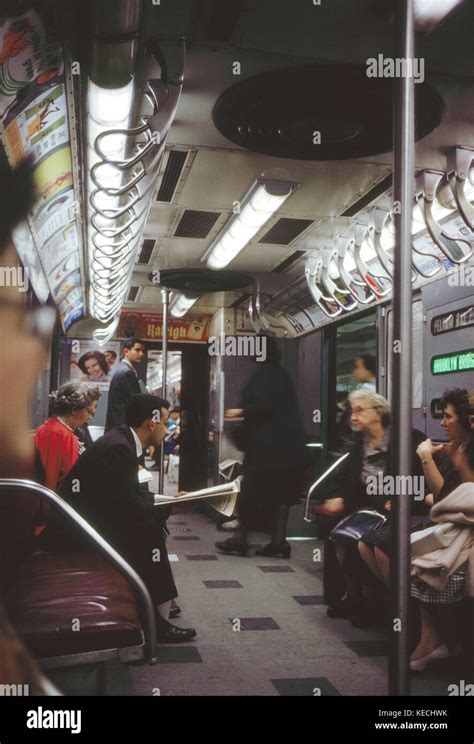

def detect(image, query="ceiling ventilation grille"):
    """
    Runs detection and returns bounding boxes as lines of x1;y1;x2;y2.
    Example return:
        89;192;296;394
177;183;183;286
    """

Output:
340;174;393;216
174;209;220;239
259;218;313;245
271;250;306;273
138;239;155;264
156;150;188;202
127;286;140;302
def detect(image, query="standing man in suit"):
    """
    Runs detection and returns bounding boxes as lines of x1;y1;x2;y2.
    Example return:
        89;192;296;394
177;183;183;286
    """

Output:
59;394;196;643
105;338;146;431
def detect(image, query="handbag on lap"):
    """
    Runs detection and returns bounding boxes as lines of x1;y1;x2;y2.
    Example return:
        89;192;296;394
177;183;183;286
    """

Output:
329;509;387;544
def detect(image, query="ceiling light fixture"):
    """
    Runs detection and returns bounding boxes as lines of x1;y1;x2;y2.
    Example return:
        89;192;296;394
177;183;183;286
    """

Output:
169;292;200;318
202;179;299;270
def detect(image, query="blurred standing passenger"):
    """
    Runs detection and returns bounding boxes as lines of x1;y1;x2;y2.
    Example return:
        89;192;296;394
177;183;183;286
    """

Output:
353;353;376;392
216;336;308;558
0;158;57;693
105;337;146;431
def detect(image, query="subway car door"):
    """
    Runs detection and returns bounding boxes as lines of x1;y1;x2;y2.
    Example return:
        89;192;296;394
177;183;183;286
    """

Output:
144;341;209;491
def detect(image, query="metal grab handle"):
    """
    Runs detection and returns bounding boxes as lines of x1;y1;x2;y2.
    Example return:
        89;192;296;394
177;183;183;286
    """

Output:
417;170;472;264
372;208;418;284
353;223;392;298
321;246;358;311
447;146;474;230
303;452;350;522
0;479;157;664
305;251;343;318
336;235;376;305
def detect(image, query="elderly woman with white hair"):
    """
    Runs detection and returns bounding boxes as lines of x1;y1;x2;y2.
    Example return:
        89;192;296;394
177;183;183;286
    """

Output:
35;381;101;493
314;389;425;626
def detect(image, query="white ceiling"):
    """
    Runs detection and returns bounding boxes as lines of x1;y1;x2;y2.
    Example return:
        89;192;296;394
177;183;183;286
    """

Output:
124;0;474;316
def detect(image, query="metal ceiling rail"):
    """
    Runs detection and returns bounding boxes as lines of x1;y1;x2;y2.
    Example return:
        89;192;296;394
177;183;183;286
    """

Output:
87;40;185;340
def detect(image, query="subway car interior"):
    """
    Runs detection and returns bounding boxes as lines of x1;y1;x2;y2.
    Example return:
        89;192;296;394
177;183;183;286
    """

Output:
0;0;473;705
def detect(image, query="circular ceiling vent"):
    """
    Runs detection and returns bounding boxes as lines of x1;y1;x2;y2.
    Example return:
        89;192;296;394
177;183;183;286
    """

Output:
213;63;444;160
150;268;253;293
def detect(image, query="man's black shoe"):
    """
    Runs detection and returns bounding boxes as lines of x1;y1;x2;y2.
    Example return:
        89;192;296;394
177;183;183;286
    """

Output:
326;596;360;619
156;625;196;643
215;539;248;556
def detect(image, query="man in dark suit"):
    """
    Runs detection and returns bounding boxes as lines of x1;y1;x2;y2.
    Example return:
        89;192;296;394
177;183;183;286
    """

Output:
105;338;146;431
59;394;196;643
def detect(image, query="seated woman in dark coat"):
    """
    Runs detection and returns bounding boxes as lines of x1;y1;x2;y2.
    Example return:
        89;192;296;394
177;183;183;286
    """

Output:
314;390;425;625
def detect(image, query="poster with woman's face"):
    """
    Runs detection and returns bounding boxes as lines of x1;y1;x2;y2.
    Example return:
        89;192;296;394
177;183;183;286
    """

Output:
69;339;121;388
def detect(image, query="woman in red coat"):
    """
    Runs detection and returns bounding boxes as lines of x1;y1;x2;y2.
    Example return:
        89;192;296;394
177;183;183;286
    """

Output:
35;381;101;492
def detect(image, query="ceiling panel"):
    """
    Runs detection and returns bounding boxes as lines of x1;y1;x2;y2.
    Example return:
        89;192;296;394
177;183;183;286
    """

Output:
144;204;180;239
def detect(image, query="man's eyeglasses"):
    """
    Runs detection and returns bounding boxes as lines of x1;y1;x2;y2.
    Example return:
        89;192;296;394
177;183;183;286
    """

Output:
85;407;96;417
0;299;57;348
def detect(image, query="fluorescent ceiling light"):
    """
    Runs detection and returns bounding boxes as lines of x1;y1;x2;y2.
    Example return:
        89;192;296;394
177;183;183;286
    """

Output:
203;179;299;270
414;0;463;31
169;292;200;318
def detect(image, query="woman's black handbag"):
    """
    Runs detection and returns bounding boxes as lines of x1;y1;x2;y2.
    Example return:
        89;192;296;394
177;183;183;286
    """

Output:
329;509;387;544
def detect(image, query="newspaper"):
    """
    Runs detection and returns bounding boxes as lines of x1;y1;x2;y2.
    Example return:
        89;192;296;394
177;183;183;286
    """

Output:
153;480;239;518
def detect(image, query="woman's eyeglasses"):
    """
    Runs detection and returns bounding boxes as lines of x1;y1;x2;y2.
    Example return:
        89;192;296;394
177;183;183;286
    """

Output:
351;406;376;415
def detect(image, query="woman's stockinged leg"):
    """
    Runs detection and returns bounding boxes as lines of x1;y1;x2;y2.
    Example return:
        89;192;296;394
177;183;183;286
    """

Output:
336;543;363;602
374;546;390;587
358;542;386;585
410;603;443;661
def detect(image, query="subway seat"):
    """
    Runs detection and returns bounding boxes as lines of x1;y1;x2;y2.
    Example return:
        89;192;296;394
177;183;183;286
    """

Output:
6;549;143;658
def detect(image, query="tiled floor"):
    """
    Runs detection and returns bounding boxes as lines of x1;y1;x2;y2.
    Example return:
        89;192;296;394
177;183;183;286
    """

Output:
49;506;462;697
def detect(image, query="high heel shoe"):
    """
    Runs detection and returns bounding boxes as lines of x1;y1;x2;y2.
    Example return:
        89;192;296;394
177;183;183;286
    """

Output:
255;542;291;558
410;644;450;672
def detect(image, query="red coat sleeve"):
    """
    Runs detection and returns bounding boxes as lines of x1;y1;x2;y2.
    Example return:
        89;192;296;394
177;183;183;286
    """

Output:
35;421;78;492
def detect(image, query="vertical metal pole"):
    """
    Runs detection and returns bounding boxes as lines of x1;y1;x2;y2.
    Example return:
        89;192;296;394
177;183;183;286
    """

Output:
390;0;415;696
159;289;169;494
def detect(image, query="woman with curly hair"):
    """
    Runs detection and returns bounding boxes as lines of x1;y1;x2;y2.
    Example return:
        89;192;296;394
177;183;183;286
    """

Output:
35;381;101;492
416;388;473;505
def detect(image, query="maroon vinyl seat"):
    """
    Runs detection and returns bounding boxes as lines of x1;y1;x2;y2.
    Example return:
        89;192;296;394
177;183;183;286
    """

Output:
0;482;156;673
5;549;143;659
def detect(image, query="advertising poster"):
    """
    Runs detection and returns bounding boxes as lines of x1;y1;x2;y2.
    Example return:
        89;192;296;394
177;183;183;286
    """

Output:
68;339;121;388
0;8;83;331
117;311;211;343
0;8;61;118
3;84;68;165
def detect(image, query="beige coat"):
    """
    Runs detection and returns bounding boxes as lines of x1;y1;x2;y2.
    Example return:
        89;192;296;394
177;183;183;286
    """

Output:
410;482;474;595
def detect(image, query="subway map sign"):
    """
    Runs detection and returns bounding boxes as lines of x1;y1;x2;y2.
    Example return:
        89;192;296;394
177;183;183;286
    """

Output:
431;350;474;375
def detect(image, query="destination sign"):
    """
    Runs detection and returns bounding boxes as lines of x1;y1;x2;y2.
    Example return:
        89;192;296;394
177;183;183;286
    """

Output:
431;305;474;336
431;350;474;375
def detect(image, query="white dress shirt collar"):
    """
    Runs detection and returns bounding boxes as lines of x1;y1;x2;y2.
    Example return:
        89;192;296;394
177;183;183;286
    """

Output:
129;427;143;458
